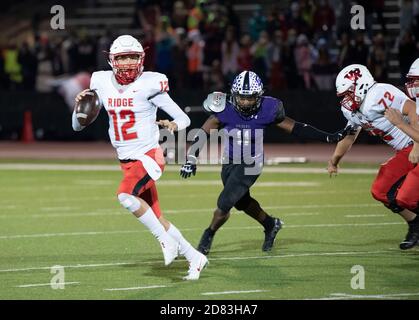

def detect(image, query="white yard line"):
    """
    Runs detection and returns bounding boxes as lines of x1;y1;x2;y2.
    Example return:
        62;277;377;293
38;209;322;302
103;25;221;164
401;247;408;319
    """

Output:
345;214;386;218
0;221;402;240
103;285;169;291
17;282;79;288
0;203;382;218
0;221;403;240
330;292;419;299
201;290;268;296
0;250;390;273
0;163;378;174
159;181;320;187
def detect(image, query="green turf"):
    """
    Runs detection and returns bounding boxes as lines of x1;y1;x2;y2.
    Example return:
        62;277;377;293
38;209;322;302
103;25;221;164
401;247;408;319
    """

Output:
0;163;418;300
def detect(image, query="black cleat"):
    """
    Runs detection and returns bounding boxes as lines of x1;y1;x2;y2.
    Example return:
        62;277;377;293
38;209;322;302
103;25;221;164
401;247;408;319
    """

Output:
197;228;214;255
400;223;419;250
262;218;283;252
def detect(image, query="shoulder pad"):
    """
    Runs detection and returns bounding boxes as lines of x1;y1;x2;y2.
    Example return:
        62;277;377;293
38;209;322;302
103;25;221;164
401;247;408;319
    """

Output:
203;92;227;113
145;72;169;100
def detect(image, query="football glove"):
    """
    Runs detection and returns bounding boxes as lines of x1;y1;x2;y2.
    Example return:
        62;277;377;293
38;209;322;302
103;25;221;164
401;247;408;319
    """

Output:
326;125;356;143
180;156;197;179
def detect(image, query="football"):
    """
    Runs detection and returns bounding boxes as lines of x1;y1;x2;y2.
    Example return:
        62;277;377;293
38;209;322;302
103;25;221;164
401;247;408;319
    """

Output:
75;90;102;126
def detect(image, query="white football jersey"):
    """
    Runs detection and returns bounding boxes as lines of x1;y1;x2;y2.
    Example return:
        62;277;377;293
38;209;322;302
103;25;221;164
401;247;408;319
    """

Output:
341;83;413;150
90;71;190;160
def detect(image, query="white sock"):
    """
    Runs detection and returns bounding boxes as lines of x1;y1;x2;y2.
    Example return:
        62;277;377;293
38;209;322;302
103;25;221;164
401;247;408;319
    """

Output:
138;208;172;244
167;223;197;262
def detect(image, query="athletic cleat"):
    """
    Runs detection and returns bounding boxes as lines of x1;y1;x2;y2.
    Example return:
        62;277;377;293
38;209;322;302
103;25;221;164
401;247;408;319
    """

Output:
399;223;419;250
197;228;214;255
160;238;179;266
262;218;283;252
183;253;209;281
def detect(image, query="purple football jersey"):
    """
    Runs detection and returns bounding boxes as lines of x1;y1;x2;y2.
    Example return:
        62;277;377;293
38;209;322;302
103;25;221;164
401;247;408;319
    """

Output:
214;96;285;164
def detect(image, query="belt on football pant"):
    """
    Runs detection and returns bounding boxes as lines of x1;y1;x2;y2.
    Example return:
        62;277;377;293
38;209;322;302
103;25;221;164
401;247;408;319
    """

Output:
119;159;137;163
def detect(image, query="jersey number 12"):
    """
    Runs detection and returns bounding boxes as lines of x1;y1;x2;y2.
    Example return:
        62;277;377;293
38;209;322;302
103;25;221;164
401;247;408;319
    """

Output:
108;109;138;141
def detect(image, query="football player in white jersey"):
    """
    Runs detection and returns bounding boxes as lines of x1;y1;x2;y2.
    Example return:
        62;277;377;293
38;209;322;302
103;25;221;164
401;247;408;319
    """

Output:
385;58;419;142
72;35;208;280
327;64;419;250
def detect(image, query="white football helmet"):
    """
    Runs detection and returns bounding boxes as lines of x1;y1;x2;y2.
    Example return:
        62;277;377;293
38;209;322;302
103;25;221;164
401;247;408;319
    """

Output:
231;71;264;116
335;64;375;112
406;58;419;99
108;35;145;85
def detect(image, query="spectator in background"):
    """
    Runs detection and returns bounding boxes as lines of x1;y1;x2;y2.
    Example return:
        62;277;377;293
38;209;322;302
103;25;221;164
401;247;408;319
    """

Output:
134;0;161;33
201;14;224;90
248;5;267;42
347;33;369;66
187;0;206;32
186;29;204;88
96;30;113;70
312;38;338;90
251;30;271;84
221;26;240;85
171;28;188;89
4;42;22;90
61;33;78;74
294;33;314;89
77;33;96;72
237;34;253;72
287;1;311;38
207;59;224;91
155;16;175;78
140;29;157;71
267;29;286;90
300;0;315;31
312;0;336;40
398;31;419;84
18;42;38;90
337;32;352;68
334;0;352;38
172;0;188;30
225;0;241;36
50;38;63;76
266;4;282;38
281;28;299;89
368;33;388;82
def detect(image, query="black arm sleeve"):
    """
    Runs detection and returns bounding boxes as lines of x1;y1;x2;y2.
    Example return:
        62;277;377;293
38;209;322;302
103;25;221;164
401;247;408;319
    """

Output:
291;122;331;142
274;100;286;124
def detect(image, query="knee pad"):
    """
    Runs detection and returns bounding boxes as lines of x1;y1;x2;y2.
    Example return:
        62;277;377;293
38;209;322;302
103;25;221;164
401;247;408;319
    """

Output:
118;193;141;213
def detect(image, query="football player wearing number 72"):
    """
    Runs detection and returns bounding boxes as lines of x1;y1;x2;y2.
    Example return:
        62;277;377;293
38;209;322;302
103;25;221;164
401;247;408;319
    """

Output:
327;63;419;250
72;35;208;280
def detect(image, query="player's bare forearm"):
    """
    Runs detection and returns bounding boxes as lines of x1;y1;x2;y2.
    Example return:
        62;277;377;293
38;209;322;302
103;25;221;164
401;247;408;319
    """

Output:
330;128;360;165
186;115;220;160
399;99;419;142
201;115;221;134
276;117;295;133
394;122;419;143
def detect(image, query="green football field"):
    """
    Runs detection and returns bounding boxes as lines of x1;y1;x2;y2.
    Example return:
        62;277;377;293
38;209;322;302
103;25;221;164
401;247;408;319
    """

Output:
0;162;418;300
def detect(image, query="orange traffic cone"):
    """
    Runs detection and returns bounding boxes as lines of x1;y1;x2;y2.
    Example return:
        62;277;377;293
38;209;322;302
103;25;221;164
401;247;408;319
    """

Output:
21;110;35;143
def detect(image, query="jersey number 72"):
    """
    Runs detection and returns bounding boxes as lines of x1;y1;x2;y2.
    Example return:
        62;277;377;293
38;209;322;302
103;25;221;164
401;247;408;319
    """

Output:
378;91;394;109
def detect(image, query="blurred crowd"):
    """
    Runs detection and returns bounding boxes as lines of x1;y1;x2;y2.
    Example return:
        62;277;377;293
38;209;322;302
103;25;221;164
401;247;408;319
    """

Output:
1;0;419;98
